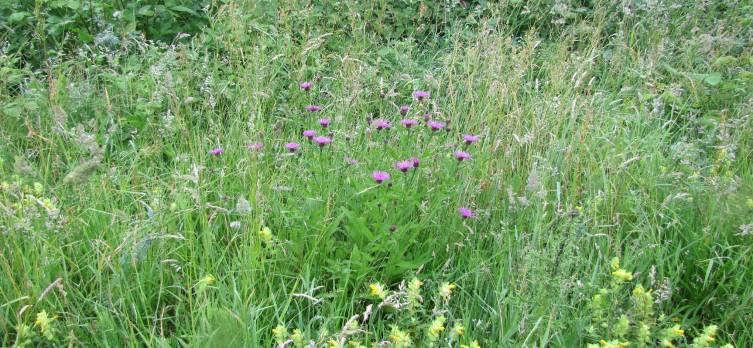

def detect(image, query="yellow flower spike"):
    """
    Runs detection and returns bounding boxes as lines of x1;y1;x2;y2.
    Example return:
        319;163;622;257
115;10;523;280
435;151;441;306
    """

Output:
610;257;621;271
33;182;43;194
368;283;388;300
200;274;215;286
259;226;273;242
452;322;465;337
427;315;446;342
34;310;56;340
272;324;288;344
611;268;633;282
389;326;412;348
291;329;304;347
439;282;457;300
0;181;9;191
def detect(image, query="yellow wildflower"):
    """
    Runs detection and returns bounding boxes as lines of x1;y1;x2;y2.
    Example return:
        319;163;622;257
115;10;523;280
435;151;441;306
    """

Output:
389;326;412;348
611;269;633;282
34;311;55;340
427;315;446;342
369;282;388;300
291;329;304;347
272;324;288;344
452;322;465;337
33;182;43;194
259;226;273;242
439;282;457;300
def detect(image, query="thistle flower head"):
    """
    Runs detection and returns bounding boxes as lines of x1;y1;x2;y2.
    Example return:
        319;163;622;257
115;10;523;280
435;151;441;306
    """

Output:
304;105;322;112
209;147;224;156
412;90;430;101
427;120;445;131
299;81;312;91
303;130;317;140
372;119;391;130
318;118;330;127
372;171;390;184
463;134;479;144
400;119;418;128
313;136;332;147
454;150;471;161
458;207;475;218
247;142;264;151
395;160;412;172
399;104;410;115
285;142;301;152
409;157;420;168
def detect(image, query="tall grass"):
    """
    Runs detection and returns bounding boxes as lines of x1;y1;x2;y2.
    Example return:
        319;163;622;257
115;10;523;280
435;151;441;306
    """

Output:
1;0;752;346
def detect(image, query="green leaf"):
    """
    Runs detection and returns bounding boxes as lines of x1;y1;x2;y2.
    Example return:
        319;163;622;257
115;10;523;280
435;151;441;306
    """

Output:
8;11;30;23
170;5;198;16
703;73;722;86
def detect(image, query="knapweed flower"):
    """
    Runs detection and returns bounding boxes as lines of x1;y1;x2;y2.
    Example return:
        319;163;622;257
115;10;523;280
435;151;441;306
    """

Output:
299;81;312;91
395;160;412;172
302;129;316;140
410;157;420;168
372;119;391;130
304;105;322;112
463;134;479;144
318;118;330;127
285;142;301;152
369;282;388;299
209;147;224;156
372;171;390;184
313;136;332;147
412;90;430;101
247;142;263;151
454;150;471;161
422;113;432;121
400;119;418;128
458;207;475;219
399;104;410;115
427;120;445;131
439;282;457;300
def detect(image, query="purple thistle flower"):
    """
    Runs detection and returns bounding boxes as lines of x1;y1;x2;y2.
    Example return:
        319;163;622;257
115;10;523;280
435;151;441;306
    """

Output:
409;157;420;168
412;90;430;101
372;171;390;184
303;129;317;140
285;142;301;152
318;118;330;128
427;120;445;131
399;105;410;115
394;160;412;173
400;119;418;128
299;81;313;91
344;156;359;165
247;142;263;151
454;150;471;161
463;134;479;144
209;147;224;156
313;136;332;147
422;113;432;121
458;207;475;219
372;119;392;130
305;105;322;112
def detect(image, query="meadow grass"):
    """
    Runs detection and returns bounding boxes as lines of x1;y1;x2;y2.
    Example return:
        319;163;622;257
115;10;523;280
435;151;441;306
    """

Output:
1;1;752;346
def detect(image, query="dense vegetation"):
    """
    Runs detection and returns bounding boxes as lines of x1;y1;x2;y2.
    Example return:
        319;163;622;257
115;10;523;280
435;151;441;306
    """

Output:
1;0;752;346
